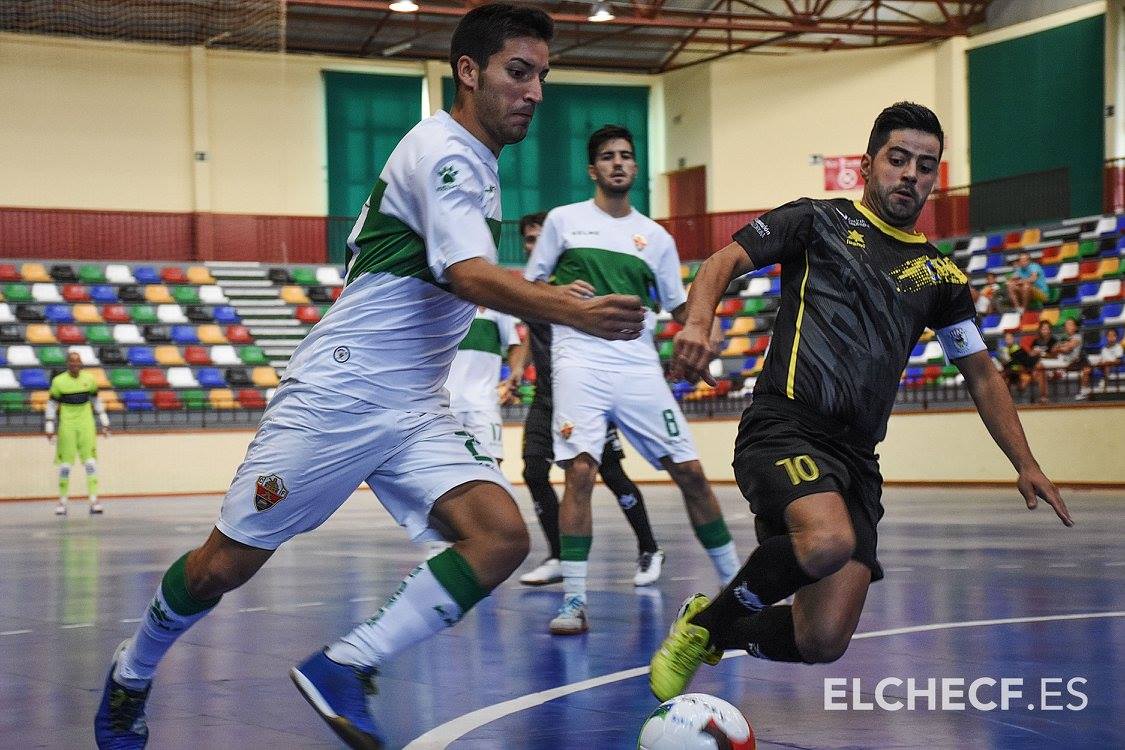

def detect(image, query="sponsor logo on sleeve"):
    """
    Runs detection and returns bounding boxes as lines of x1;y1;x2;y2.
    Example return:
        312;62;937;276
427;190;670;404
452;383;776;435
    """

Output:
752;218;770;238
436;164;460;192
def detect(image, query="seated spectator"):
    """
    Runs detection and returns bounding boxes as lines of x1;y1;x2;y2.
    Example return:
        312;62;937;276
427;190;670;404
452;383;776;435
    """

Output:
1034;318;1083;403
1029;320;1056;360
996;330;1035;394
1078;328;1123;399
974;271;1001;316
1007;251;1048;312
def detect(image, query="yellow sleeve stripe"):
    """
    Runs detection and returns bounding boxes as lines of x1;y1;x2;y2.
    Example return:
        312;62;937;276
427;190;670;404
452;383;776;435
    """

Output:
786;247;811;399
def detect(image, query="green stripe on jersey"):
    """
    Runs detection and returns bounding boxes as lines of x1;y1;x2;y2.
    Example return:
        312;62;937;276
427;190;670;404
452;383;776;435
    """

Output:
552;246;658;310
346;180;503;287
458;317;502;355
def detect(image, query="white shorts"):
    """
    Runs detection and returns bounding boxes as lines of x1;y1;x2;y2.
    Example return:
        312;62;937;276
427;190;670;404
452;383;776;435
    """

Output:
551;364;698;470
217;380;515;550
452;408;504;461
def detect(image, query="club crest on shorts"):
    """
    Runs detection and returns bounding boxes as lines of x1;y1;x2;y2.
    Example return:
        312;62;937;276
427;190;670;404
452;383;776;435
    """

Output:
254;474;289;512
559;420;575;440
633;233;648;251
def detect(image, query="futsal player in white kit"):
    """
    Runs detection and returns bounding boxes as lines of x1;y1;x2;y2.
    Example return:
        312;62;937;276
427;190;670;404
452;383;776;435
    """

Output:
524;124;740;636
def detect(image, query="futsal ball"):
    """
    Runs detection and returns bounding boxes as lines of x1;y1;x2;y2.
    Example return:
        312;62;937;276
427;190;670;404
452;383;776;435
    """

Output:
638;693;755;750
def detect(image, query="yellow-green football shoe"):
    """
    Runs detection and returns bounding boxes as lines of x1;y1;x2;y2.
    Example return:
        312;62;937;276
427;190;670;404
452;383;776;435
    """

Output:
649;593;722;701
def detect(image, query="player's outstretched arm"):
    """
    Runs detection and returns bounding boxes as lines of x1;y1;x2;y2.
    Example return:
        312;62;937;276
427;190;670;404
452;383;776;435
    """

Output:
671;242;755;385
957;350;1074;526
446;258;645;342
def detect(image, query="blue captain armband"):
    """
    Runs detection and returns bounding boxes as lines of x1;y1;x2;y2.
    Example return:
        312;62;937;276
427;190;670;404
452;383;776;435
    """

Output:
935;318;987;361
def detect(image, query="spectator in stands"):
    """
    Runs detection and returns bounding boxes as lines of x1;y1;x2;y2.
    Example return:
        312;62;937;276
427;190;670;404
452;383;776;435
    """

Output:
1078;328;1122;399
1033;318;1083;403
1029;319;1056;360
974;271;1001;316
996;331;1034;394
1007;251;1048;312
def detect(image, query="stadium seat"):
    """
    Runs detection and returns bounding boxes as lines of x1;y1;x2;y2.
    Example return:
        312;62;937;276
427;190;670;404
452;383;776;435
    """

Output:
142;324;171;344
0;324;23;343
185;305;212;323
170;324;199;344
61;283;89;303
210;345;240;366
1078;240;1099;259
307;285;334;305
316;266;344;286
1098;258;1121;279
1041;245;1061;264
6;345;38;366
225;325;253;345
129;304;158;324
44;304;73;323
281;285;310;305
268;268;293;285
161;266;188;285
21;263;51;283
0;264;20;282
237;389;267;409
251;366;279;388
25;324;56;344
197;368;225;388
171;285;200;305
109;368;141;389
98;389;123;412
985;254;1005;271
49;264;76;283
1019;311;1041;333
291;268;318;286
73;304;102;324
0;390;24;412
295;305;321;325
721;336;750;357
745;277;771;297
133;266;160;285
153;390;183;410
127;346;156;366
30;283;61;303
996;312;1021;332
199;285;228;305
139;368;168;389
0;304;12;324
1079;282;1101;304
154;345;184;366
27;390;50;411
1102;303;1125;325
167;367;199;388
117;284;145;303
727;317;757;336
3;283;33;303
212;305;239;324
56;324;85;344
14;305;45;324
145;285;174;305
89;285;118;303
183;345;210;365
97;346;127;366
197;324;227;344
658;340;674;360
1097;279;1122;301
749;335;770;355
186;266;215;285
208;388;237;409
330;286;342;302
1059;242;1079;261
157;304;187;324
122;390;154;411
19;368;49;390
181;389;207;409
101;304;129;324
225;367;252;387
78;265;106;284
70;346;99;366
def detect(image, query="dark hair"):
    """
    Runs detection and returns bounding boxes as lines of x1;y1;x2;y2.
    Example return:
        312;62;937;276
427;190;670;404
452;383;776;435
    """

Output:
519;211;547;236
587;124;634;165
449;4;553;94
866;101;944;158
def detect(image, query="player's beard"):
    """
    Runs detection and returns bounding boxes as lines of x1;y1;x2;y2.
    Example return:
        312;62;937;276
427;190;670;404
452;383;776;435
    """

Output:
875;181;924;227
478;76;534;146
597;172;635;197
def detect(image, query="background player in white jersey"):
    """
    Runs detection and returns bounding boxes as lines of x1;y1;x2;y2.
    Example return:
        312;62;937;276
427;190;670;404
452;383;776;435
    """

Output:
525;125;740;636
94;7;646;749
446;306;525;462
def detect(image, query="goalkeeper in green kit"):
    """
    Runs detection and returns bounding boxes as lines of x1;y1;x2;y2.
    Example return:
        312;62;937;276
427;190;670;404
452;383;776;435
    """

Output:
46;351;110;515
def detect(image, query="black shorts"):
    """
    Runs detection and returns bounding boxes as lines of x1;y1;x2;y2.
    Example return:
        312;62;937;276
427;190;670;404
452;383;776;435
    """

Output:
732;395;885;582
521;399;626;464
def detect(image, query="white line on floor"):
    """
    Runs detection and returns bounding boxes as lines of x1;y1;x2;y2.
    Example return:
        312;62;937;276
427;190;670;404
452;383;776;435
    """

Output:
237;607;268;613
0;630;32;636
1106;561;1125;567
668;577;697;582
120;618;142;623
403;610;1125;750
349;596;380;603
294;602;325;608
882;567;914;572
995;564;1024;569
938;565;970;570
60;623;94;629
1047;563;1079;568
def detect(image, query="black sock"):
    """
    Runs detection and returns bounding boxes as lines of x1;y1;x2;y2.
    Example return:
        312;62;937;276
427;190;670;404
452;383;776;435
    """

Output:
733;605;805;662
522;456;561;559
598;455;658;554
691;534;818;636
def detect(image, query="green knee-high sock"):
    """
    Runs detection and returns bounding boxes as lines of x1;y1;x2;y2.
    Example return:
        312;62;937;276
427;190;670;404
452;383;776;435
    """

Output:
693;518;739;582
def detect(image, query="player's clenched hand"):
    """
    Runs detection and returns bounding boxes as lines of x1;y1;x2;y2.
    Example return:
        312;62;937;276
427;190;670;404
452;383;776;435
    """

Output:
573;293;645;340
671;324;716;386
1017;465;1073;527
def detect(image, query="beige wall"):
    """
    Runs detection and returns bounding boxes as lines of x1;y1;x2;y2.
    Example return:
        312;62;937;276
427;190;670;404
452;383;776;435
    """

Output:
3;406;1122;500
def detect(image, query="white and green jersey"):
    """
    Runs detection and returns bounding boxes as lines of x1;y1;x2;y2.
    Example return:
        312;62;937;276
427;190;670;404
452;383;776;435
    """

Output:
524;200;686;372
446;307;519;413
284;110;502;412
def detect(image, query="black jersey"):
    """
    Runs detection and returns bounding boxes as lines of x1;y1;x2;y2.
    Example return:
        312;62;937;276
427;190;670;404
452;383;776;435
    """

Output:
526;318;553;408
733;198;976;443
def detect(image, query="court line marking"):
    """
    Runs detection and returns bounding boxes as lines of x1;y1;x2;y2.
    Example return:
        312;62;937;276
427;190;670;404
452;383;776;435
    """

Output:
404;610;1125;750
0;629;31;636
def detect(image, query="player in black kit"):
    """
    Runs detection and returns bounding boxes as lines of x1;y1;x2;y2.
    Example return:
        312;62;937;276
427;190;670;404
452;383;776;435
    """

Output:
650;102;1073;700
517;212;663;587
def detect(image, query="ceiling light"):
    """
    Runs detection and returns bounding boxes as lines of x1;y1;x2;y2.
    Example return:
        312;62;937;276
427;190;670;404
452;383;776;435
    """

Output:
382;41;413;56
389;0;419;12
588;1;615;22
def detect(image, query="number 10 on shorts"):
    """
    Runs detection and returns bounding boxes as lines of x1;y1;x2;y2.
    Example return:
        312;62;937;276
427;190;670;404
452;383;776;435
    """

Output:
775;455;820;486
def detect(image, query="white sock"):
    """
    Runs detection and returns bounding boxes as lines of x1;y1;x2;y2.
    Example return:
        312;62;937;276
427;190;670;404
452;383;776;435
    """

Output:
115;583;214;689
561;560;587;603
706;540;740;583
326;562;465;669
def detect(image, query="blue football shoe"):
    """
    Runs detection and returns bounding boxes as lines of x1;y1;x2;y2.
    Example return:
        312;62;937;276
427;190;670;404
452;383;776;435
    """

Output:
94;640;150;749
290;650;385;750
